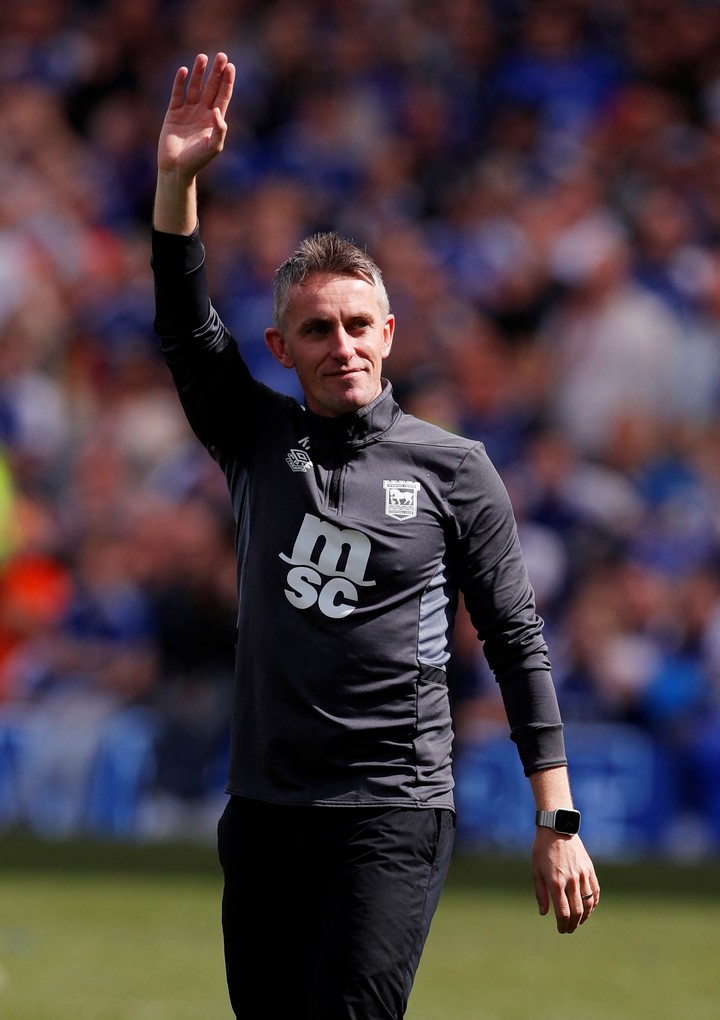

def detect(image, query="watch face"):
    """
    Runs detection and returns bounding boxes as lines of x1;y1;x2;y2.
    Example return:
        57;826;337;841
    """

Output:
555;809;581;834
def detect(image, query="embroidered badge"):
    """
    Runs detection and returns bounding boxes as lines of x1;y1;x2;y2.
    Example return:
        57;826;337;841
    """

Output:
383;480;421;520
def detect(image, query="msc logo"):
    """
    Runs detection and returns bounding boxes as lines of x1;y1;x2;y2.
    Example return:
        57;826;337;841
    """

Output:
280;513;375;619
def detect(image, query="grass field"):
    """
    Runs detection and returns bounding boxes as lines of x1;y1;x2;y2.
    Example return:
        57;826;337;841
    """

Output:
0;838;719;1019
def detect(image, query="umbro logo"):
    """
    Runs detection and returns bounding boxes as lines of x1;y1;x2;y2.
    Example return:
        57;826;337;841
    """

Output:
286;448;313;472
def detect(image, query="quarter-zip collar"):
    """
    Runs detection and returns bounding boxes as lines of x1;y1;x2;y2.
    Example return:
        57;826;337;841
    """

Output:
303;380;400;455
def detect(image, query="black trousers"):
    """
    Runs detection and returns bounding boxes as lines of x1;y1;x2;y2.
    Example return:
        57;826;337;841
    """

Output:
217;796;455;1020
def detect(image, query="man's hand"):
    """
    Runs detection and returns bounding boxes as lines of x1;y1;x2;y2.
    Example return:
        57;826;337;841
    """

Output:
158;52;235;178
154;52;235;235
531;827;600;934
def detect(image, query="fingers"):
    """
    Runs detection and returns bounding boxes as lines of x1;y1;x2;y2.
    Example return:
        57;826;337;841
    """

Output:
533;872;550;917
185;53;235;112
567;886;597;932
209;106;229;154
166;64;190;112
579;876;600;922
533;862;578;933
184;53;210;106
205;53;235;116
167;53;235;119
553;870;600;934
548;889;582;935
550;887;578;935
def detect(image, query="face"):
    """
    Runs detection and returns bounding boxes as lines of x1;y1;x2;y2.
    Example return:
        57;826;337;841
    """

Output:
265;273;394;418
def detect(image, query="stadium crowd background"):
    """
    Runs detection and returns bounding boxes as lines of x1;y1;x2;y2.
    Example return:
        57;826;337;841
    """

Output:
2;0;720;855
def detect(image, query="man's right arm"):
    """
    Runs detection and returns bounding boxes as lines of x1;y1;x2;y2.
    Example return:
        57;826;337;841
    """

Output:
152;52;262;463
152;225;254;465
152;51;236;338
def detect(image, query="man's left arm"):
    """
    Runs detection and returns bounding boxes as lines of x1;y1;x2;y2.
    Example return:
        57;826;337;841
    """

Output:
450;443;599;933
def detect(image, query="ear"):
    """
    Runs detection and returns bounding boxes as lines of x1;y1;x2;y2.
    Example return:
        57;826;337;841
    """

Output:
381;314;395;360
265;327;295;368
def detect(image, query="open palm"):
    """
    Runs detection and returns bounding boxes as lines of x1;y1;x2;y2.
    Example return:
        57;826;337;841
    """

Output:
158;52;235;177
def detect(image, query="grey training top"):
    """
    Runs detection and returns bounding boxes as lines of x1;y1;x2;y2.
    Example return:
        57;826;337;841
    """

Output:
152;227;566;810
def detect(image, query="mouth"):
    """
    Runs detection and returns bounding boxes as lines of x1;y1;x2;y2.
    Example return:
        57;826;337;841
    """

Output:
326;367;365;379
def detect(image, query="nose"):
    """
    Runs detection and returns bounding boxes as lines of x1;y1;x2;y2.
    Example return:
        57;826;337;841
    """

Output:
328;326;355;362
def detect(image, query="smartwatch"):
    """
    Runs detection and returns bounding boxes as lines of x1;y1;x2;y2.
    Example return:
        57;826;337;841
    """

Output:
535;808;581;835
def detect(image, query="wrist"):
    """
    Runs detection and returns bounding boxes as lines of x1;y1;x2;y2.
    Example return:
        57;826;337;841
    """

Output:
156;165;196;187
153;170;198;236
535;808;581;836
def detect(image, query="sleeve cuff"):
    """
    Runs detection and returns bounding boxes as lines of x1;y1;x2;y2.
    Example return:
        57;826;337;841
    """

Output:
151;223;205;275
512;722;567;777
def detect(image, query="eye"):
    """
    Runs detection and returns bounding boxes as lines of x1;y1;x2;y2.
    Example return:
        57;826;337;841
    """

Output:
303;321;332;337
349;318;371;334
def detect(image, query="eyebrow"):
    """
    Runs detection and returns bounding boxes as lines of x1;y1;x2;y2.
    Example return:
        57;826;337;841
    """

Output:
298;316;333;332
298;311;375;332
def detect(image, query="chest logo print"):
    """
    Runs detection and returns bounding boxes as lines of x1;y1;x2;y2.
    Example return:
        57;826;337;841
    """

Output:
383;480;421;521
280;513;375;619
286;448;313;472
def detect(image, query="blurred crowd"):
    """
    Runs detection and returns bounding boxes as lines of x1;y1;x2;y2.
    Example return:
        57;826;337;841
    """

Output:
2;0;720;849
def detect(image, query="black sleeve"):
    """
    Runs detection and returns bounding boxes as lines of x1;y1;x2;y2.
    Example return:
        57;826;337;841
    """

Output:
151;225;211;336
150;225;274;467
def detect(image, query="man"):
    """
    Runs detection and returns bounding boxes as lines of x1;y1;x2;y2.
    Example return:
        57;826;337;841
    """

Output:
152;52;599;1020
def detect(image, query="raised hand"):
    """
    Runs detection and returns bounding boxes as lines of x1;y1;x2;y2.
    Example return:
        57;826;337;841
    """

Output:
158;52;235;180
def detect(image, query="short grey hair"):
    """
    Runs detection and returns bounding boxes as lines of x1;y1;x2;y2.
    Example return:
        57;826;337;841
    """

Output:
272;232;390;330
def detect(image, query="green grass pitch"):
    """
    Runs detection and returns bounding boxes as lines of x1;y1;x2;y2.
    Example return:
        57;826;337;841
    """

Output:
0;838;718;1019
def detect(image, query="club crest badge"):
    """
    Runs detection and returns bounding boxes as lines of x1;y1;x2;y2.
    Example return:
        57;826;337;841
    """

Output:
383;480;421;520
286;448;313;472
